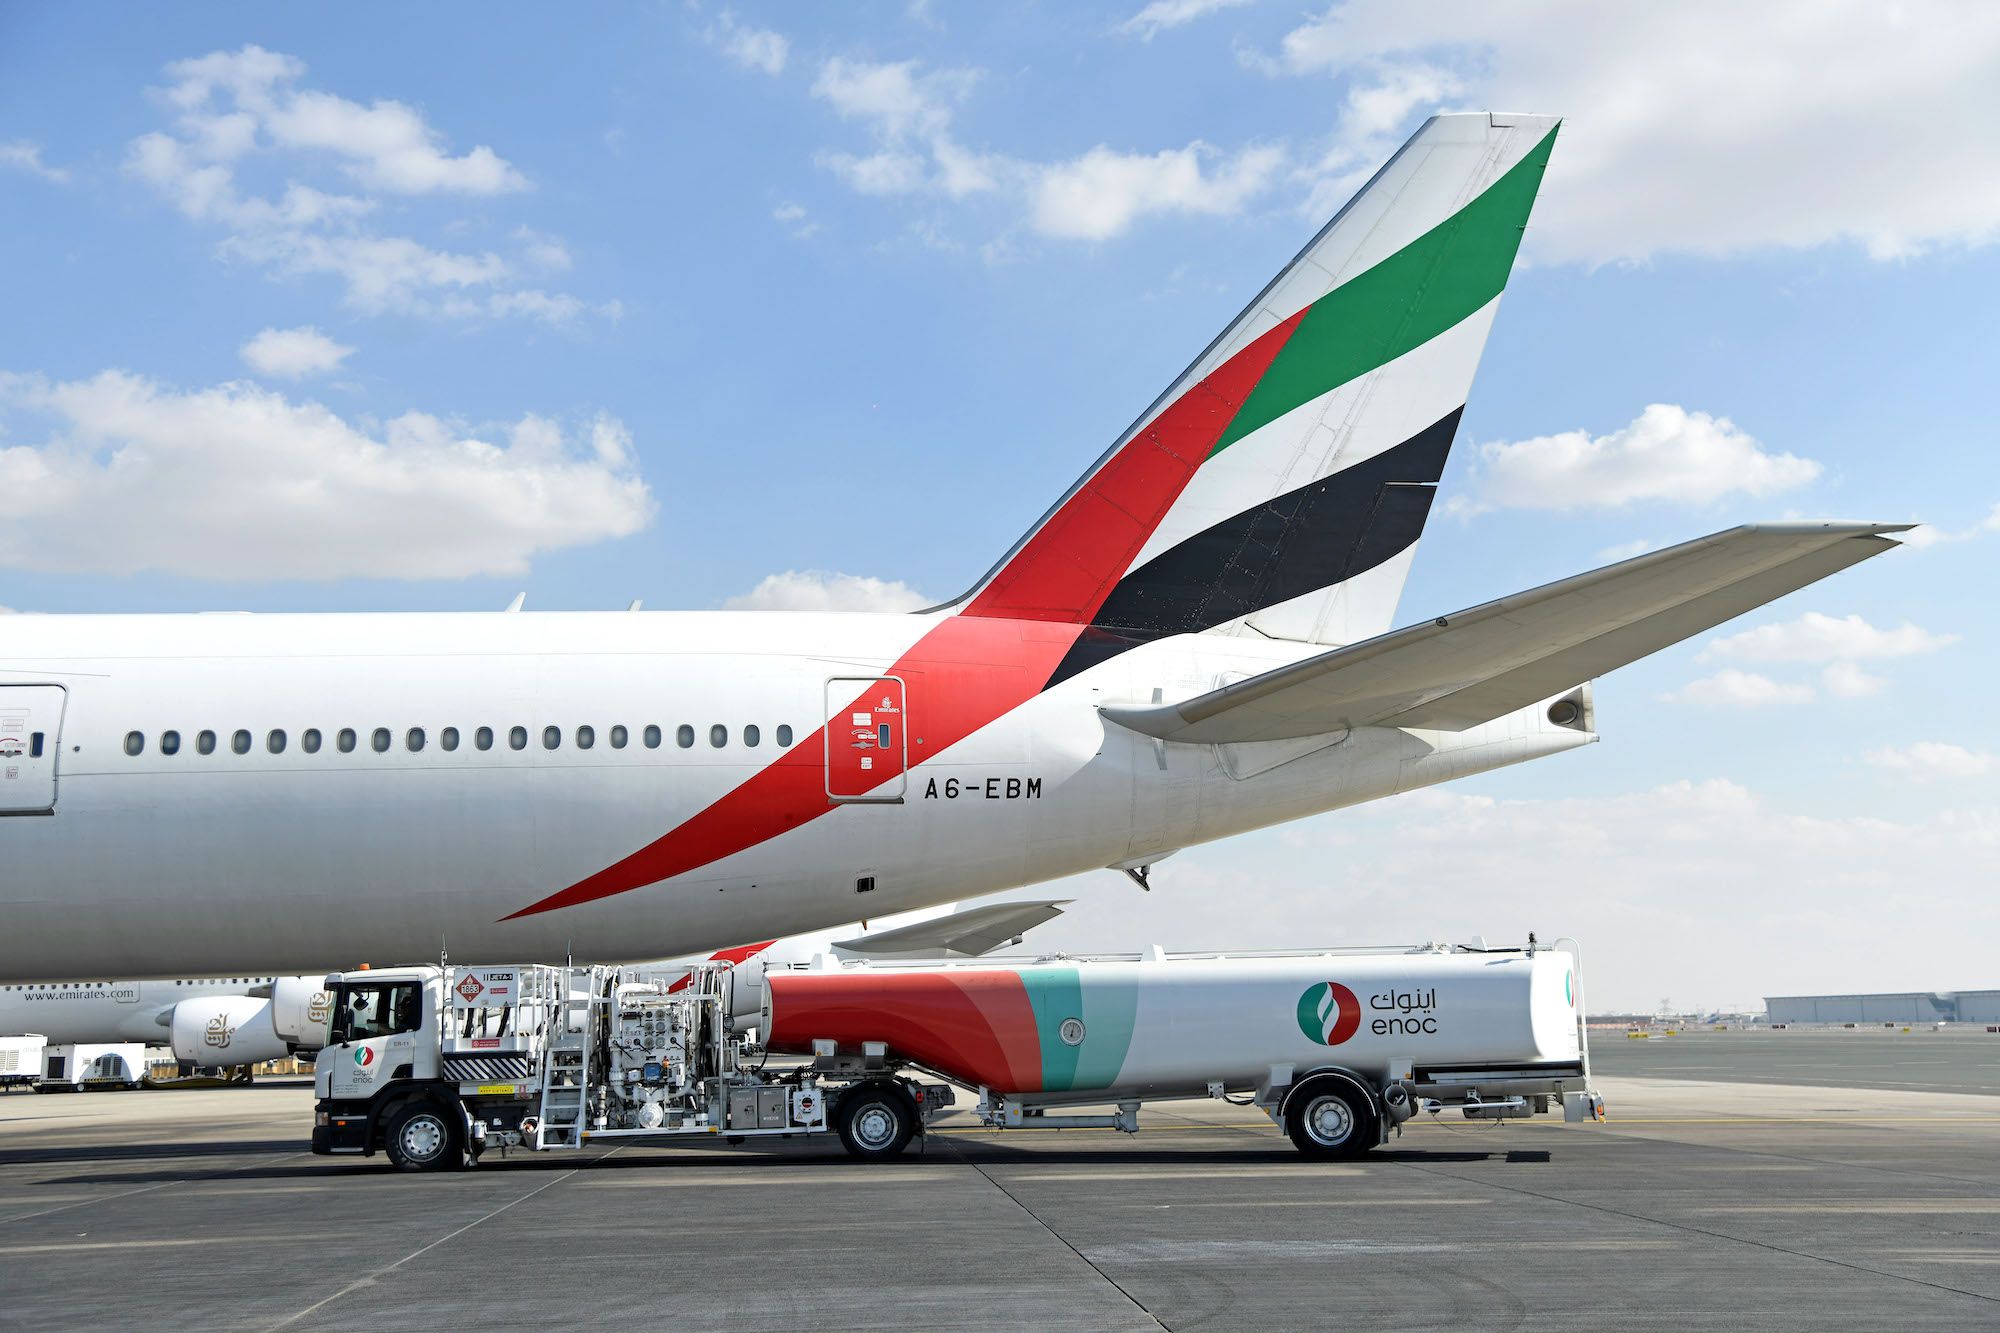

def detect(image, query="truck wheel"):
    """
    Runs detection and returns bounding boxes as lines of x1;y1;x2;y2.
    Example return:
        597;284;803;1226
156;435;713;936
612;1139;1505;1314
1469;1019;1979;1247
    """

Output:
384;1102;463;1172
836;1082;916;1161
1285;1080;1377;1160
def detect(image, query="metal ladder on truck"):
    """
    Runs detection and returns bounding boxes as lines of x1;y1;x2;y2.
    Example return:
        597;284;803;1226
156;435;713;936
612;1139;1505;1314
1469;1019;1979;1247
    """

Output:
532;969;597;1149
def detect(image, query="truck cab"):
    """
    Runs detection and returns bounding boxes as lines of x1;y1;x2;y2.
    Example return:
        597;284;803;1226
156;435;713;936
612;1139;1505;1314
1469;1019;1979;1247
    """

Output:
312;966;455;1166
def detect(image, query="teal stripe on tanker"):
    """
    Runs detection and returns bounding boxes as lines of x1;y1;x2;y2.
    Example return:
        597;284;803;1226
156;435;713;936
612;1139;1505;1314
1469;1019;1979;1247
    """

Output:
1210;123;1559;457
1022;966;1138;1092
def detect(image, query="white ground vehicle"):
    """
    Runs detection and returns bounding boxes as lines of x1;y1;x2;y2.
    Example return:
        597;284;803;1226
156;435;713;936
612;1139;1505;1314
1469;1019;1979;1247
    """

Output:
312;938;1601;1170
0;1034;45;1090
38;1042;146;1092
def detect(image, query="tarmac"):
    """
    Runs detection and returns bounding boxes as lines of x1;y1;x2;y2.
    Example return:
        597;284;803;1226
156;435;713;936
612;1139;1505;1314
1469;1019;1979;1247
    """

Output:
1;1028;1997;1330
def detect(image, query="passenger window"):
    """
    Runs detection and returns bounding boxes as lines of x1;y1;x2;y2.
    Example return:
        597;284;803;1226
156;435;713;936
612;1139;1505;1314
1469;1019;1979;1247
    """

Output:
676;725;694;749
124;731;144;756
267;729;287;755
576;725;595;750
776;725;793;747
710;725;728;749
543;726;561;750
337;728;357;754
160;730;181;756
476;726;494;751
407;727;425;753
509;726;528;751
198;730;217;755
743;724;760;748
232;730;252;755
302;728;322;754
372;728;391;753
441;727;459;752
609;725;628;749
643;724;662;749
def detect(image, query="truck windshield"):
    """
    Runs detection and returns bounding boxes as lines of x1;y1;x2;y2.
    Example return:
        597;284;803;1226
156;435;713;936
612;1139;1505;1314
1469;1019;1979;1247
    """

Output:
329;982;423;1044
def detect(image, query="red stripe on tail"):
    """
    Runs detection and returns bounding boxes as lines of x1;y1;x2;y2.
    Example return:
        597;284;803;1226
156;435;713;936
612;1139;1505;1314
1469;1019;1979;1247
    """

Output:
962;308;1306;623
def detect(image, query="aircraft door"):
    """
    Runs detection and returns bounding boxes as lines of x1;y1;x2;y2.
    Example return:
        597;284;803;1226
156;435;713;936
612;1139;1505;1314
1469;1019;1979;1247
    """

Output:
0;685;65;814
824;677;907;802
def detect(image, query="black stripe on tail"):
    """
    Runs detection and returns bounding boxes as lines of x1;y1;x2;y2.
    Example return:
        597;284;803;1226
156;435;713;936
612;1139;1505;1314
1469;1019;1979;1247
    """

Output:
1043;408;1463;690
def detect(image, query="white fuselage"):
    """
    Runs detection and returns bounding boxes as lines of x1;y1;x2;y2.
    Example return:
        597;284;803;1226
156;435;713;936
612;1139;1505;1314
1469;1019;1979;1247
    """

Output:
0;976;283;1046
0;608;1591;981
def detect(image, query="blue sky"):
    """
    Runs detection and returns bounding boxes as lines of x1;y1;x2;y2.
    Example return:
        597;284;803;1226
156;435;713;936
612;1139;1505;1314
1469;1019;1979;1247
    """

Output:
3;3;1995;1006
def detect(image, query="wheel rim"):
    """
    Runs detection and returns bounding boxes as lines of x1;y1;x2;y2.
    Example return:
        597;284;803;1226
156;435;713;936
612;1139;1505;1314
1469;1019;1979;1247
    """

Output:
401;1114;446;1161
1305;1095;1354;1146
852;1103;898;1149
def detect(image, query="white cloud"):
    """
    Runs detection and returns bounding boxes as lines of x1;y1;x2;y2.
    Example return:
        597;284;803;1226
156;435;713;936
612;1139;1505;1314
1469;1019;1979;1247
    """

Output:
1821;661;1886;699
707;12;789;76
772;202;820;239
1258;1;2000;264
1029;142;1284;241
0;369;651;580
1594;538;1655;562
1024;778;2000;1009
1450;404;1820;513
1866;742;1996;781
1660;670;1815;708
723;570;930;613
125;46;596;322
239;326;354;379
1702;612;1958;664
811;56;1277;240
1117;0;1251;41
154;46;525;195
0;141;68;183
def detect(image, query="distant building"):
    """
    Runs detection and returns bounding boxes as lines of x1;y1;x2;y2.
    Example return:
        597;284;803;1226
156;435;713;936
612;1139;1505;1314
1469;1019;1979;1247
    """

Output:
1766;991;2000;1024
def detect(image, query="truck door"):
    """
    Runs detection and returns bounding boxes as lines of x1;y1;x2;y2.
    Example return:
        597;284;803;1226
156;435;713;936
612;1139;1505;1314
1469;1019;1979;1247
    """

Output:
0;685;65;815
824;677;907;802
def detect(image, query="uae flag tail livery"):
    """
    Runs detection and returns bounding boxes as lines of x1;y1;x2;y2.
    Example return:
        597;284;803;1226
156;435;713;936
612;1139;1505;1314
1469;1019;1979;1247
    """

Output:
515;110;1904;926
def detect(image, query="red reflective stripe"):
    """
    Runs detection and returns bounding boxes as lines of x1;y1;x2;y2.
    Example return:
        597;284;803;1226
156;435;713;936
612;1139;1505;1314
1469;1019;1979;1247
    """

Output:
962;308;1305;623
764;970;1042;1092
504;616;1081;920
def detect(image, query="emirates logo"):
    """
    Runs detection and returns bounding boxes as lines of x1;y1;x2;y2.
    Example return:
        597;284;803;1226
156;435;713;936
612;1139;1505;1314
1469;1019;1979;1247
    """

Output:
204;1013;236;1048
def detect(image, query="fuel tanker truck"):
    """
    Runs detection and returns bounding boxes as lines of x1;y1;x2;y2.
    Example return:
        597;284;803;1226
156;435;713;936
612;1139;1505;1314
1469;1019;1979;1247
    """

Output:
310;939;1601;1170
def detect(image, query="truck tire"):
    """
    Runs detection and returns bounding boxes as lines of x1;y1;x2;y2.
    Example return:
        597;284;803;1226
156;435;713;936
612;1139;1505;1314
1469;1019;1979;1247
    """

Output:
384;1101;463;1172
835;1082;916;1161
1285;1079;1377;1160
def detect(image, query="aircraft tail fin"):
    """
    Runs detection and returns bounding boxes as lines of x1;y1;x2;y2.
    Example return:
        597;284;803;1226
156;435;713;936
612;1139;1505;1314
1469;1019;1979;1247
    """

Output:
956;112;1560;688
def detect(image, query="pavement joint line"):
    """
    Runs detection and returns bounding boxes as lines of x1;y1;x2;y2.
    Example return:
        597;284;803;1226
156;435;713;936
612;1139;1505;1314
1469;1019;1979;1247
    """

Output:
935;1135;1169;1331
0;1146;310;1225
263;1147;622;1331
1389;1156;2000;1308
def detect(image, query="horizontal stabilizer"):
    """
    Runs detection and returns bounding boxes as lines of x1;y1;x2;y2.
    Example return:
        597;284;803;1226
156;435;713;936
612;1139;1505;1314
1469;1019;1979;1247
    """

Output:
834;899;1070;957
1101;523;1910;743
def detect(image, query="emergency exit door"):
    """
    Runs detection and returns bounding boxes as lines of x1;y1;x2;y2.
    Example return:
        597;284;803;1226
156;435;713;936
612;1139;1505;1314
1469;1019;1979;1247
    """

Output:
0;685;66;814
824;676;907;802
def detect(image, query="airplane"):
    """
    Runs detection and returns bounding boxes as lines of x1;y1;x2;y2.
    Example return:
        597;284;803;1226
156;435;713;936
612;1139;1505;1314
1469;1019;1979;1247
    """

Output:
0;899;1067;1067
0;974;330;1069
0;112;1908;983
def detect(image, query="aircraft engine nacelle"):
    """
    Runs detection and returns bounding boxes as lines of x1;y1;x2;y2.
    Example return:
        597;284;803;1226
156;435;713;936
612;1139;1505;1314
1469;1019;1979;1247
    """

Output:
269;975;334;1050
170;996;288;1067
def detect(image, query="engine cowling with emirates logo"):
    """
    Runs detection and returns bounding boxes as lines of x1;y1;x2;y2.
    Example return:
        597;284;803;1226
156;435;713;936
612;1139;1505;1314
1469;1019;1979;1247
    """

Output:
170;996;289;1066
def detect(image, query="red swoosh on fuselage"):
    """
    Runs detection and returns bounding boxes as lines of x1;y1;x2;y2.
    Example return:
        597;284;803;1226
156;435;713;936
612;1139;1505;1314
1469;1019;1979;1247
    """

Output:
503;308;1307;921
503;616;1082;919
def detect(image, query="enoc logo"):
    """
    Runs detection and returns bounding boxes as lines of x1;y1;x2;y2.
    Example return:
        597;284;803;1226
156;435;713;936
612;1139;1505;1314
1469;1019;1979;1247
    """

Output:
353;1046;376;1068
1296;982;1362;1046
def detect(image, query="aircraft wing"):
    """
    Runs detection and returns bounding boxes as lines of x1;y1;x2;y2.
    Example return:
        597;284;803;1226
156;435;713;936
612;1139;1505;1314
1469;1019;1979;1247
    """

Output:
833;900;1070;957
1101;522;1910;743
